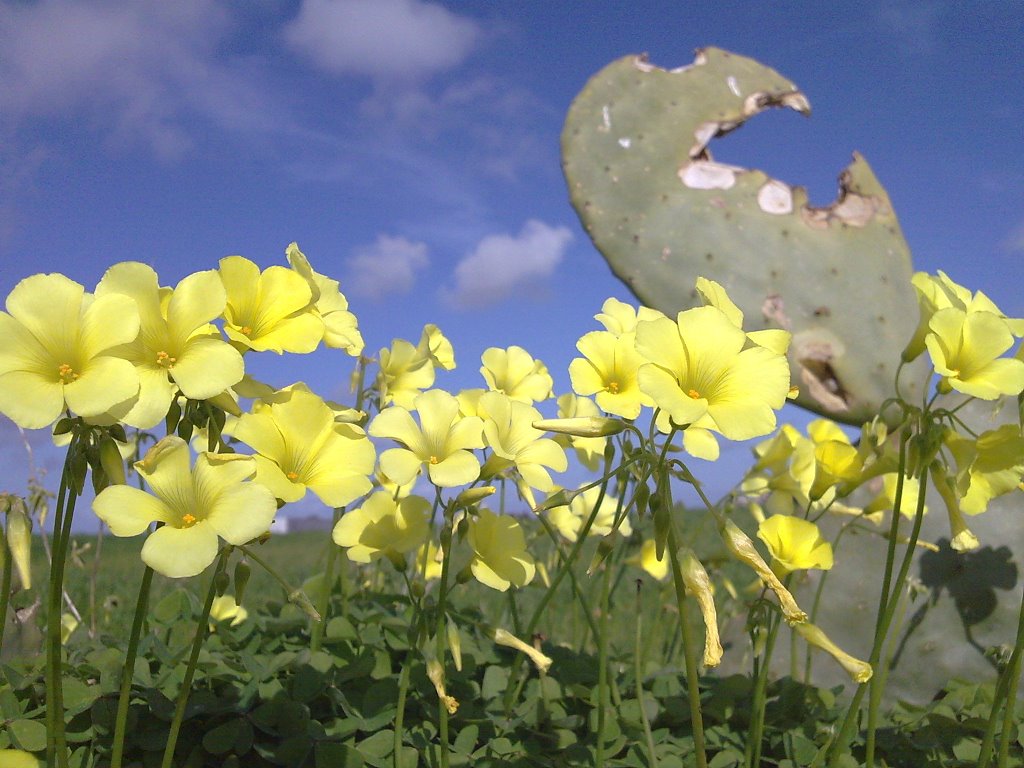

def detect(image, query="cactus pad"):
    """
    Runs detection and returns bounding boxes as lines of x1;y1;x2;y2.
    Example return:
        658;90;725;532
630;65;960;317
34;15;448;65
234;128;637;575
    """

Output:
562;48;926;424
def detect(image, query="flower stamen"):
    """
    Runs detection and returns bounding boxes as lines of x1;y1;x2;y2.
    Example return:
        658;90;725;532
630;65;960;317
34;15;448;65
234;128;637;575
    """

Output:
687;388;701;400
155;350;177;368
286;470;300;481
57;363;79;383
181;513;198;528
606;380;620;394
428;455;440;465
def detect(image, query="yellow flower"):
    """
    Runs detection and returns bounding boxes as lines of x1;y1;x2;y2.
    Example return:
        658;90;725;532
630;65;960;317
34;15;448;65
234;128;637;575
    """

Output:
808;419;863;500
417;323;455;370
756;515;834;576
694;277;790;354
370;389;484;488
332;491;430;564
904;271;1024;362
95;262;244;428
741;425;816;515
415;540;444;581
61;613;78;644
467;508;535;591
0;273;140;428
378;338;435;408
594;297;664;337
633;539;669;581
0;749;39;768
794;622;872;683
546;485;630;542
493;628;552;672
569;330;651;419
209;595;248;629
925;308;1024;399
219;255;323;353
477;391;567;507
92;436;276;578
233;387;375;507
947;424;1024;515
865;472;928;520
480;345;553;403
720;519;806;624
286;243;363;356
636;303;790;442
679;548;723;667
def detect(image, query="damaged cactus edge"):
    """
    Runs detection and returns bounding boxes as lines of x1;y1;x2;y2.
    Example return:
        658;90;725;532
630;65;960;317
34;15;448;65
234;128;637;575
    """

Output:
561;47;929;426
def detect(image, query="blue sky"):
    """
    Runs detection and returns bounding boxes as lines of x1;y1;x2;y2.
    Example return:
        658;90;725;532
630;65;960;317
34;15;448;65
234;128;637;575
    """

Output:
1;0;1022;518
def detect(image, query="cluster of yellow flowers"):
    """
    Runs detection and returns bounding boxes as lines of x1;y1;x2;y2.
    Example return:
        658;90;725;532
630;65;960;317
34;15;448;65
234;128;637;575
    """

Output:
3;246;1023;693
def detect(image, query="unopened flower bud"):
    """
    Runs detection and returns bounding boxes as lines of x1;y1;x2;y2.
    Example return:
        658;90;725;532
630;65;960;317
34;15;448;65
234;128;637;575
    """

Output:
532;416;626;438
6;501;32;590
447;618;463;672
426;659;459;714
207;390;243;418
586;534;616;576
493;628;553;673
98;436;126;486
679;548;723;667
288;588;322;622
233;558;251;606
53;417;74;436
794;622;873;683
214;569;230;596
533;488;576;513
719;519;806;625
454;486;496;509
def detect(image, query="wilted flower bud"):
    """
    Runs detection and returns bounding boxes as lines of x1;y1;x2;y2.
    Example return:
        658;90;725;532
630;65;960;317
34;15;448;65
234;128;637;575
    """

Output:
493;628;553;673
679;548;723;667
719;518;806;625
795;622;872;683
426;659;459;714
454;486;496;509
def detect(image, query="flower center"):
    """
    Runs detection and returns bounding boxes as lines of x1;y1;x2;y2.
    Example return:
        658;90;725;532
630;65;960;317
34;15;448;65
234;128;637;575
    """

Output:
57;363;79;384
155;350;177;368
687;388;701;400
240;325;253;336
606;380;620;394
429;455;440;465
286;470;300;481
181;513;198;528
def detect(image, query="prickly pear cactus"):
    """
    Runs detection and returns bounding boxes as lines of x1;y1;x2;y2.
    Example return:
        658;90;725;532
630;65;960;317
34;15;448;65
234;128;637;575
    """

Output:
561;48;928;425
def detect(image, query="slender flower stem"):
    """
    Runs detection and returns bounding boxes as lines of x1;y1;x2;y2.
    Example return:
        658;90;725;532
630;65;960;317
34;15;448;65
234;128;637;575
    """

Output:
634;580;659;768
979;578;1024;768
595;557;611;768
829;454;928;767
666;529;708;768
47;465;77;768
746;592;785;768
503;450;617;714
161;549;231;768
393;651;414;768
433;520;455;768
311;506;344;652
110;565;155;768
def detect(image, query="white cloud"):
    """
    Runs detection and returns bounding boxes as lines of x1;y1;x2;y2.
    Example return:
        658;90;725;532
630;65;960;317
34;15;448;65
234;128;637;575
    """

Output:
284;0;479;82
0;0;275;158
874;1;945;57
1001;220;1024;255
443;220;573;309
345;234;430;300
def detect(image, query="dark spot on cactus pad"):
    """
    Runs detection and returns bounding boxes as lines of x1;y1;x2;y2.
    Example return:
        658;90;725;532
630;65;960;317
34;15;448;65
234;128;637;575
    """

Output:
813;306;830;317
705;253;713;261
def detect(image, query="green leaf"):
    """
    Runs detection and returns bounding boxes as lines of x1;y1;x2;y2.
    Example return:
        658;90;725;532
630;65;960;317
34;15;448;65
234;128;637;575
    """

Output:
203;718;246;755
325;616;357;641
316;742;364;768
8;718;47;751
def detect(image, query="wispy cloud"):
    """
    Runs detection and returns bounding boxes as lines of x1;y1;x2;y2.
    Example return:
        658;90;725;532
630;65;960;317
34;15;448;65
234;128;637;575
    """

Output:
874;0;946;57
442;220;573;309
345;234;430;300
1000;219;1024;255
0;0;273;159
284;0;480;83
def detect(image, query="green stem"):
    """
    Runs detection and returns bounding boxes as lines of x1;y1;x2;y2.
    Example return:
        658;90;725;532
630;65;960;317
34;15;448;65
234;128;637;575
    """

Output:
110;565;155;768
503;450;617;714
433;517;455;768
311;507;344;652
635;580;659;768
828;456;928;767
394;650;414;768
160;549;231;768
666;530;708;768
47;468;77;768
0;534;12;654
980;578;1024;768
747;593;785;768
596;557;611;768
